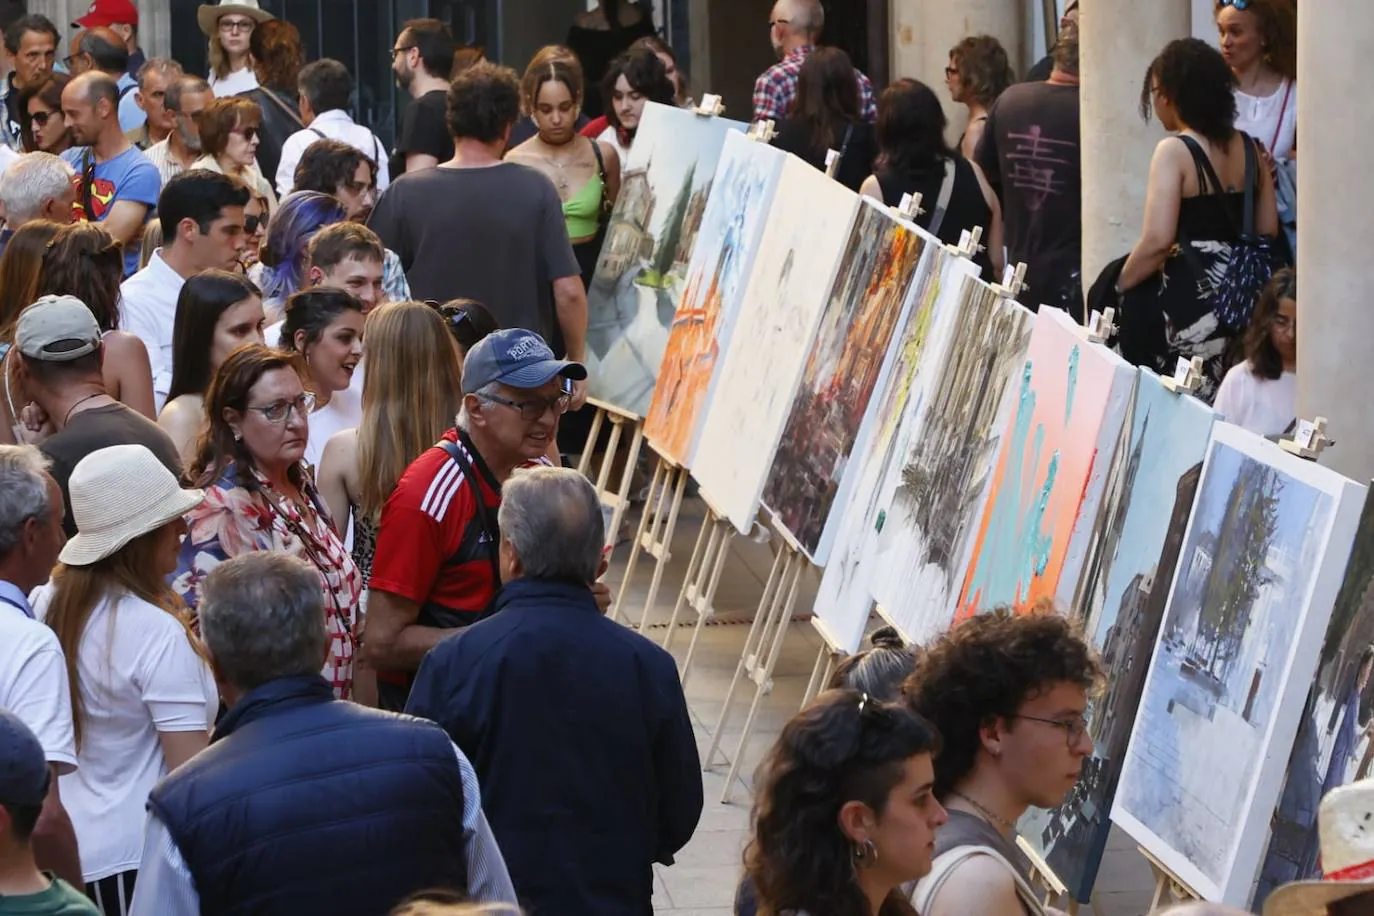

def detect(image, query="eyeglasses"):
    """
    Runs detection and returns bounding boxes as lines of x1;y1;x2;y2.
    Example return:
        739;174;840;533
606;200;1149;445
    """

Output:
391;45;415;56
234;127;259;142
478;390;572;422
219;18;256;33
243;213;263;234
768;18;790;27
944;66;959;79
29;110;56;126
1014;714;1090;747
62;54;85;69
246;392;316;424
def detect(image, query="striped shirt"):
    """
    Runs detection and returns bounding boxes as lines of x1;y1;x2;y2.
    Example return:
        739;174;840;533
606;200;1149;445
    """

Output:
127;742;516;913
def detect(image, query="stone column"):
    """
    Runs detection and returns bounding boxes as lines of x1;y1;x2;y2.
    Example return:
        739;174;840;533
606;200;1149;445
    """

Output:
1079;0;1190;287
890;0;1024;142
1296;2;1374;482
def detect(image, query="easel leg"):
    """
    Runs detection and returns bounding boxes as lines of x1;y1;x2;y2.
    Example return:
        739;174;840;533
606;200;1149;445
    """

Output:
662;508;712;645
704;545;788;771
575;408;606;476
594;414;624;495
631;465;688;633
609;457;663;625
801;643;831;708
605;422;645;556
721;552;803;803
679;525;734;687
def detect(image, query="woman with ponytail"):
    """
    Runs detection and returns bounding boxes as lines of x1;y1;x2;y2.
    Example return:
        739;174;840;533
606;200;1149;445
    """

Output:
745;688;947;916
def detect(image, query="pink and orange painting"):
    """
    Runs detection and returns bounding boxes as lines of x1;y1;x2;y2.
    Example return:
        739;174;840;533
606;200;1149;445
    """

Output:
955;307;1135;617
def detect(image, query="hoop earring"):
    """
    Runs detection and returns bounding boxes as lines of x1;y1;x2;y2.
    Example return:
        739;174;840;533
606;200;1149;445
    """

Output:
853;838;879;869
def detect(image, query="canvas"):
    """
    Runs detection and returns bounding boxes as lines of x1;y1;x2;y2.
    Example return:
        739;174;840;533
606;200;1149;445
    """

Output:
585;103;745;418
810;248;985;651
1019;372;1217;902
691;157;860;534
1112;423;1367;904
1252;488;1374;910
642;131;786;467
760;199;930;565
957;307;1136;616
865;277;1034;645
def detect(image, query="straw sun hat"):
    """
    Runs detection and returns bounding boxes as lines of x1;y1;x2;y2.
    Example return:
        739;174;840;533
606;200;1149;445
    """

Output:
196;0;273;38
58;445;204;567
1265;778;1374;916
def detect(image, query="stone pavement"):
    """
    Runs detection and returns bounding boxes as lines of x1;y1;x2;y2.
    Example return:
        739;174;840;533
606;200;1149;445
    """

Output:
601;497;1162;916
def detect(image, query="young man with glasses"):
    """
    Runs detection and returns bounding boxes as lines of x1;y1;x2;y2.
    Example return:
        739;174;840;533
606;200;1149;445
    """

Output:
143;75;213;185
389;18;456;177
906;608;1099;916
364;328;587;711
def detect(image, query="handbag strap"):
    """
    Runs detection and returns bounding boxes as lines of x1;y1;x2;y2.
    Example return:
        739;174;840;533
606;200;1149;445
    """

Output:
927;157;958;236
1177;134;1254;237
261;87;307;130
438;439;503;585
1270;80;1292;154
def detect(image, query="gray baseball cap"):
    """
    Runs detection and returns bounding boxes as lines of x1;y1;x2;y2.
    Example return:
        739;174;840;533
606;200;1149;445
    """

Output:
461;327;587;394
16;295;103;362
0;709;50;808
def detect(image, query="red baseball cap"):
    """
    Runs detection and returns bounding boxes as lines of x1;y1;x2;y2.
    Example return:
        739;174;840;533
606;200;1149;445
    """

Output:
72;0;139;29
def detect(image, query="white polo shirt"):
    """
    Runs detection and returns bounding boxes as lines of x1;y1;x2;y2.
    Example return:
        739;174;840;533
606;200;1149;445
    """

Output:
0;581;77;775
275;109;391;197
119;250;187;412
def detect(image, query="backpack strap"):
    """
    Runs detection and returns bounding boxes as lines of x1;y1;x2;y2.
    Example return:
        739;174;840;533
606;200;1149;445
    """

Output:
436;439;502;585
1177;134;1244;237
912;845;1047;915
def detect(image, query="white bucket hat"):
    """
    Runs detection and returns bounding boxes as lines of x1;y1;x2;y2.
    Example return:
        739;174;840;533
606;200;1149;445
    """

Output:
197;0;273;38
59;445;205;567
1265;778;1374;916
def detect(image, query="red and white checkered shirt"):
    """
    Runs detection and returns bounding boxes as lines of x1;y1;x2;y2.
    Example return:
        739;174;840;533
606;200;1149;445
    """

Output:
752;45;879;123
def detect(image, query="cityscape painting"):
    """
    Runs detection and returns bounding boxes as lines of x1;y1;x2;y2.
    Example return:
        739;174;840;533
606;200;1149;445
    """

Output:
585;102;745;418
642;131;786;466
1019;372;1217;902
865;277;1034;645
761;198;928;566
957;307;1135;617
690;157;861;534
1112;423;1366;904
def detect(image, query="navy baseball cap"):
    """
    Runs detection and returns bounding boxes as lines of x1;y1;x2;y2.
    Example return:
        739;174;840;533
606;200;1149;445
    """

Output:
0;709;50;808
461;328;587;394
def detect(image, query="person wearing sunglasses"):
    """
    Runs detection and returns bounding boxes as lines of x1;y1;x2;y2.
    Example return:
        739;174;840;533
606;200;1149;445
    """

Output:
1216;0;1297;161
906;607;1099;916
18;73;72;155
192;96;277;212
173;342;364;703
364;328;586;711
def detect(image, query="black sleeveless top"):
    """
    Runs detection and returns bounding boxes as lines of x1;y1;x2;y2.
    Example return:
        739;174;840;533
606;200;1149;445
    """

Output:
876;157;994;278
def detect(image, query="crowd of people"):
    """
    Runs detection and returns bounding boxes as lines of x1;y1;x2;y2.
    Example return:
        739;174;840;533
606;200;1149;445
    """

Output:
0;0;1325;913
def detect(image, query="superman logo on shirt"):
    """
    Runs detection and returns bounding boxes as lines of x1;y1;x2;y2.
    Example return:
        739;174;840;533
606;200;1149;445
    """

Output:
70;174;117;222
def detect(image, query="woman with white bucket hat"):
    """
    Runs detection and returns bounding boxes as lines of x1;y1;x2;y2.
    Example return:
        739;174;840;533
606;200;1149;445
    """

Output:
31;443;216;915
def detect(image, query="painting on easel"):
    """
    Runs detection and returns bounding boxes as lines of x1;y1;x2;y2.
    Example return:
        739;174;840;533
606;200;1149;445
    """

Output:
584;102;745;418
1252;488;1374;910
1018;371;1217;902
642;131;785;467
1112;423;1366;904
761;198;928;566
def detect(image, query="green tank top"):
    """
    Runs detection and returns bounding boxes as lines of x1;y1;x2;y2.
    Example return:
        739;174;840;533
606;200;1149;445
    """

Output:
562;172;605;240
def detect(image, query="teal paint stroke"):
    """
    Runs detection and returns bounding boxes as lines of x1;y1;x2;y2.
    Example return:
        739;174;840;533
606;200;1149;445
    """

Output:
1066;344;1080;425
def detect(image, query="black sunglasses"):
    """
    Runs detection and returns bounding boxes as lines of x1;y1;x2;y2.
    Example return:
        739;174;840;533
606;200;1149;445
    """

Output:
29;110;56;126
243;213;263;234
234;126;259;142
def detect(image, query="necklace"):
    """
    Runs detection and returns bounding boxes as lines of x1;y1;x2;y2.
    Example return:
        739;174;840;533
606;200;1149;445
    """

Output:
950;790;1017;832
62;392;106;426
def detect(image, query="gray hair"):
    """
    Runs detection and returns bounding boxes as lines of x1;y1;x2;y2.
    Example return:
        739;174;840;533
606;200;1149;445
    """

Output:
199;553;328;691
136;56;184;91
0;445;52;558
0;152;74;225
497;466;603;583
456;381;501;431
778;0;824;36
165;74;211;113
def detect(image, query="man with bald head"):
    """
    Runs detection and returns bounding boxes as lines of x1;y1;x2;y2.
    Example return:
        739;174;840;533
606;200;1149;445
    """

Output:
752;0;877;123
60;70;160;276
66;26;144;133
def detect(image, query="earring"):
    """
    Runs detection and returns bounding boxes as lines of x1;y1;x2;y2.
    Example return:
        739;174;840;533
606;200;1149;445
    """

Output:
852;838;879;869
233;431;242;441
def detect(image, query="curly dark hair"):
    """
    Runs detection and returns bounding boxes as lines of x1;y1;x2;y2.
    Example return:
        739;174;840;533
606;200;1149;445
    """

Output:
948;35;1014;109
829;627;917;700
446;60;521;144
602;47;675;135
1241;267;1295;381
292;138;376;198
746;689;938;916
250;19;304;93
876;78;953;175
904;607;1100;799
1214;0;1296;81
1140;38;1237;143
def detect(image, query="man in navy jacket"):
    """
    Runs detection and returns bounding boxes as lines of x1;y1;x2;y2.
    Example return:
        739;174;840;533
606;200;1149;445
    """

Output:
407;466;703;915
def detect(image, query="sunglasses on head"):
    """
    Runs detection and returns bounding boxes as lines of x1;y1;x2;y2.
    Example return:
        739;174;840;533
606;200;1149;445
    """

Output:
1218;0;1250;8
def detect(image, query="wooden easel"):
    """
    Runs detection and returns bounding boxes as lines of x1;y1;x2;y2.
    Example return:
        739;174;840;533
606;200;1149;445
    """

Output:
703;514;811;804
660;493;739;687
1139;846;1201;909
608;444;690;630
799;616;849;708
1016;836;1105;916
576;397;646;557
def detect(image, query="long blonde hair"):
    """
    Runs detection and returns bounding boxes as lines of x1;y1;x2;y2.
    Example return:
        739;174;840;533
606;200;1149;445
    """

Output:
44;528;204;750
357;301;463;520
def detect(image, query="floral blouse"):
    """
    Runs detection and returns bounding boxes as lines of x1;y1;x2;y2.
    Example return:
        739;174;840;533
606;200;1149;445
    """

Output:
171;461;362;699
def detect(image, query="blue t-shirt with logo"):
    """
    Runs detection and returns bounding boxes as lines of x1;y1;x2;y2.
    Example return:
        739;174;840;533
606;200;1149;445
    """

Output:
62;144;161;277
